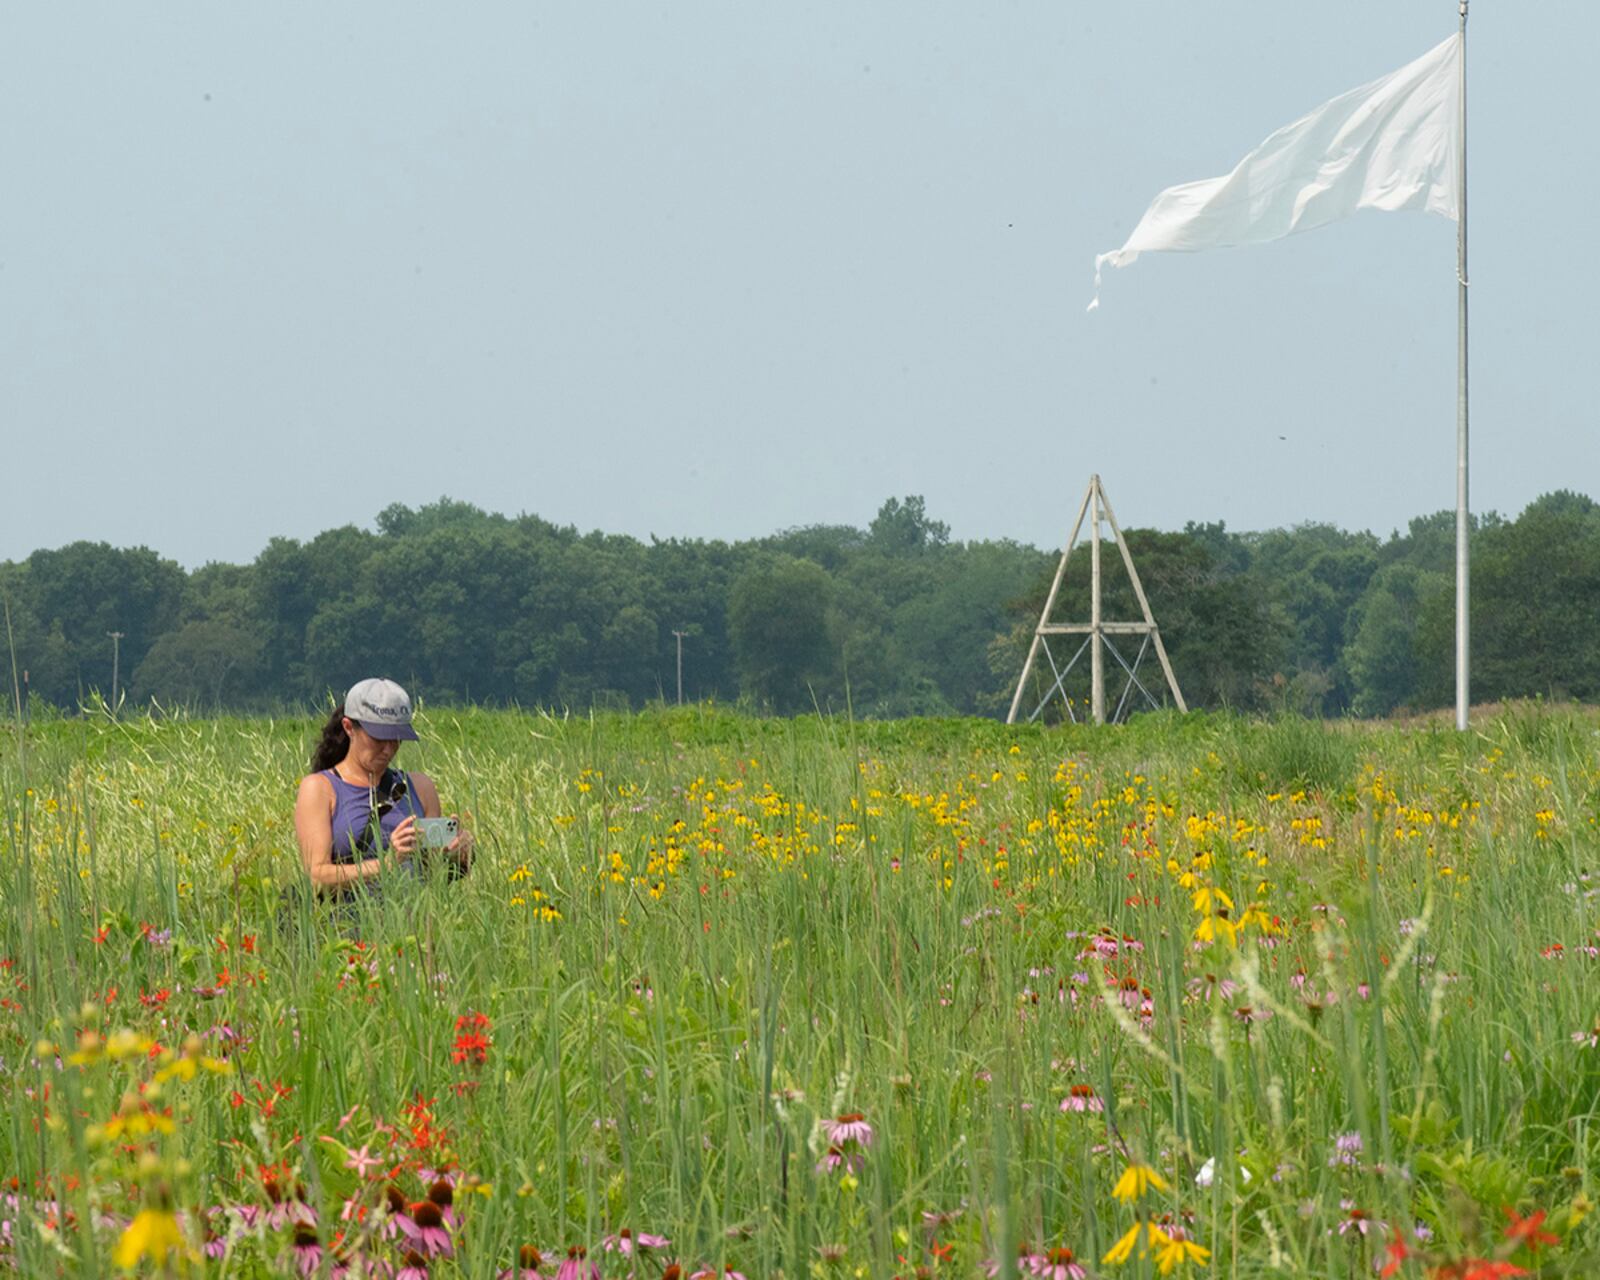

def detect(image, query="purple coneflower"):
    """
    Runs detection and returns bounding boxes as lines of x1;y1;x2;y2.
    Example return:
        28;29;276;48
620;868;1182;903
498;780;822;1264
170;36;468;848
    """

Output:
328;1248;389;1278
1334;1202;1382;1236
816;1146;864;1175
825;1112;874;1147
1059;1084;1104;1113
397;1202;453;1258
983;1241;1039;1277
554;1245;600;1280
498;1244;547;1279
266;1197;317;1232
603;1228;670;1254
1029;1246;1087;1279
396;1250;432;1280
426;1179;458;1228
291;1225;324;1277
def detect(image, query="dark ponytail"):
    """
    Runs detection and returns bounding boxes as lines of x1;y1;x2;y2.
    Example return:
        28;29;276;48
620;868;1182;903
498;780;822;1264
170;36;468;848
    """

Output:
310;703;352;773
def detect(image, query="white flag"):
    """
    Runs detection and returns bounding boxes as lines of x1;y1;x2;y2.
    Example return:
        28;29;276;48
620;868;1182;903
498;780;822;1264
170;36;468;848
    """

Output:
1091;33;1461;308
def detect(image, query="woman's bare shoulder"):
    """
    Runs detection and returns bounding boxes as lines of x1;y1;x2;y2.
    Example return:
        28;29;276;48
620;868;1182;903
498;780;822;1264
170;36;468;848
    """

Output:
297;772;335;800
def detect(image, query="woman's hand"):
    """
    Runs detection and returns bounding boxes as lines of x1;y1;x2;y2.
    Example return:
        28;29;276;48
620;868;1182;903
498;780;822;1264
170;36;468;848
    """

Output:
447;819;474;872
390;814;419;858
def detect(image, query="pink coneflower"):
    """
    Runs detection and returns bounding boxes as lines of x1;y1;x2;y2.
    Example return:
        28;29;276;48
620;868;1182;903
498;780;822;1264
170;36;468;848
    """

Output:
329;1249;390;1278
262;1177;317;1232
1059;1084;1104;1113
291;1225;324;1277
1335;1202;1382;1236
603;1228;670;1254
375;1186;411;1241
816;1145;864;1175
1574;1023;1600;1049
498;1244;547;1279
983;1241;1039;1277
689;1268;748;1280
201;1231;228;1261
397;1250;431;1280
397;1202;453;1258
426;1179;458;1228
826;1112;874;1147
554;1245;600;1280
1030;1246;1087;1279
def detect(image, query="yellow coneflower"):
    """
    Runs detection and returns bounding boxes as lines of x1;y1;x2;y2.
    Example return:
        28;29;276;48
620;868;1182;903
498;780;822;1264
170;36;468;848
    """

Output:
1190;886;1233;914
1148;1226;1210;1274
1111;1162;1170;1204
113;1208;185;1269
1101;1222;1144;1265
1193;912;1240;946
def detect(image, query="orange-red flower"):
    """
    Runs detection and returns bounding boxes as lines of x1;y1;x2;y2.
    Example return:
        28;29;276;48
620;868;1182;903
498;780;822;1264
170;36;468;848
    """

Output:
452;1012;492;1065
1432;1261;1528;1279
1502;1207;1557;1252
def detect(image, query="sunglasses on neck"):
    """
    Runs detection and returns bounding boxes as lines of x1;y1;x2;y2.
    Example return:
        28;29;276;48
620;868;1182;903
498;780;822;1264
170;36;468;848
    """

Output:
373;773;408;818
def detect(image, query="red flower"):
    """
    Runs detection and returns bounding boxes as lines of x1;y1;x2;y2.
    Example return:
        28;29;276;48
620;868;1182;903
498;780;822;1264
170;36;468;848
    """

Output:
451;1013;492;1065
1502;1207;1558;1251
1432;1261;1529;1279
1379;1237;1409;1277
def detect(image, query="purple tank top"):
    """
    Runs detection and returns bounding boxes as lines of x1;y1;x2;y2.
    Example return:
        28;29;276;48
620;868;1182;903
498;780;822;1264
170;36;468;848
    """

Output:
323;768;422;863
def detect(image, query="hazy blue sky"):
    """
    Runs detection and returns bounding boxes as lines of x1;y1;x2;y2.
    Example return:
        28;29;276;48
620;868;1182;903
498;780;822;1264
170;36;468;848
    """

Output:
3;3;1594;567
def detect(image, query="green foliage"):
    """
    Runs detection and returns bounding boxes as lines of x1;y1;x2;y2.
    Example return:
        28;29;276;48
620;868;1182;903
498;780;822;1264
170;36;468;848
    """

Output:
728;554;835;711
3;489;1598;721
1345;564;1450;717
1228;713;1362;796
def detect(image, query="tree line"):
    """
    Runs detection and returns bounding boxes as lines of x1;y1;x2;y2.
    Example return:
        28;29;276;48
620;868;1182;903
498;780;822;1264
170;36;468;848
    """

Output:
3;491;1596;720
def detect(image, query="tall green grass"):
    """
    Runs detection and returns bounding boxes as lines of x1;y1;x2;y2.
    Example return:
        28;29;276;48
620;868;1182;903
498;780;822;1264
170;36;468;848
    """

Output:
0;704;1597;1276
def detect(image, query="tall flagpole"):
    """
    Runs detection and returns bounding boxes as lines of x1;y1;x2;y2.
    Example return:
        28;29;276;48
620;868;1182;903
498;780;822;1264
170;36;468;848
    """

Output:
1455;0;1470;731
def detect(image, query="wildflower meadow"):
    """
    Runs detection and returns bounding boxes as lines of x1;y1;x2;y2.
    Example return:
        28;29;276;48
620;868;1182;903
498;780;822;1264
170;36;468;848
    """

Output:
3;703;1600;1278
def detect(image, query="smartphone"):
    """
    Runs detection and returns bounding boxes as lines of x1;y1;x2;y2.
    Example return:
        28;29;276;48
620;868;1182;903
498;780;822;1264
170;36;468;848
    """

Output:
416;817;459;850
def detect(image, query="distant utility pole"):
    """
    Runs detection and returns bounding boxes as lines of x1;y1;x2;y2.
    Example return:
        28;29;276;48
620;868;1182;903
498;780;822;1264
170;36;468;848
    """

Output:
672;630;688;705
107;631;125;713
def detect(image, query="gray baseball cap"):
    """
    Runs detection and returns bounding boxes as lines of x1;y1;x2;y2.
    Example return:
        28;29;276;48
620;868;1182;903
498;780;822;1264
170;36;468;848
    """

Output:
344;677;420;741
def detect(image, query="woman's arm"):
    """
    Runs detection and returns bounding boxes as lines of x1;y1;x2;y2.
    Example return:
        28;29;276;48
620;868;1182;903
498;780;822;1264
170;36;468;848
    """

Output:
294;774;385;889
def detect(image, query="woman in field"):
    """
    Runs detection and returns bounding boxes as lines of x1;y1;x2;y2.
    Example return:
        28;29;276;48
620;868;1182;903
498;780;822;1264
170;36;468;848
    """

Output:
294;677;473;895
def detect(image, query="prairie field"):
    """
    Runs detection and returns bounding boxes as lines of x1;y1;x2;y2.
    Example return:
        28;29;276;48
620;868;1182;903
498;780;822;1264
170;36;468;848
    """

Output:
2;704;1600;1278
